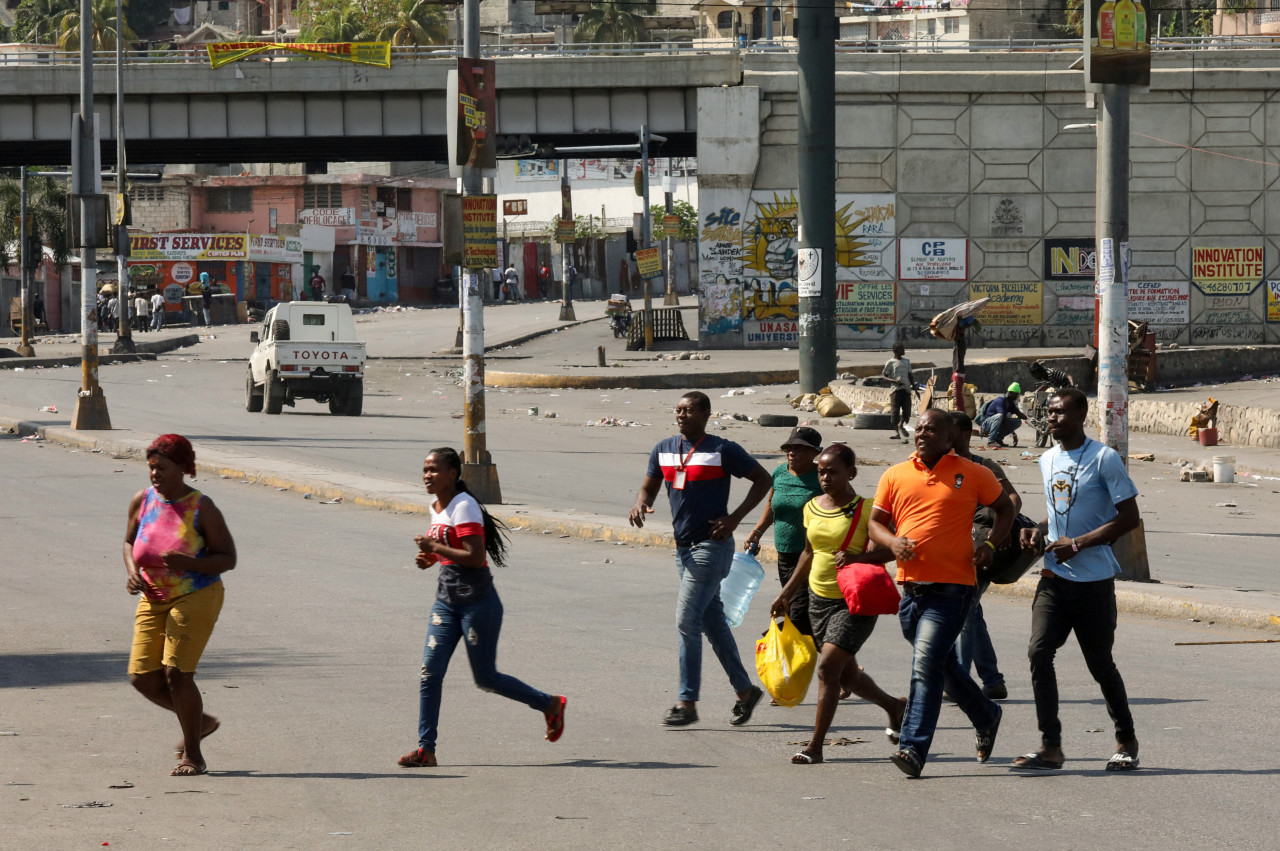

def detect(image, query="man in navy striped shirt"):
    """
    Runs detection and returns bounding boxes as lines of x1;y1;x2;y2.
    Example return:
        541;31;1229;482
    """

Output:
631;391;772;727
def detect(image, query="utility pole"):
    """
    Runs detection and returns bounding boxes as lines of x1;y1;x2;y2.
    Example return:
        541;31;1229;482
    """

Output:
639;124;654;350
459;0;499;502
558;159;575;321
795;0;837;393
111;0;134;355
662;182;678;306
71;0;112;430
1095;82;1149;581
1096;83;1129;460
16;167;36;358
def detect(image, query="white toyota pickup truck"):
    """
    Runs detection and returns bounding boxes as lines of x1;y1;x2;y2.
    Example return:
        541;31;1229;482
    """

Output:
246;302;366;416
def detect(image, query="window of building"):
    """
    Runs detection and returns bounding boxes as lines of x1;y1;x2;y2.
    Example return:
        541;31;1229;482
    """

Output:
196;261;225;283
717;11;734;32
130;186;166;203
360;187;372;215
217;1;228;9
944;16;958;33
303;184;342;209
927;18;936;35
397;188;413;212
205;186;253;213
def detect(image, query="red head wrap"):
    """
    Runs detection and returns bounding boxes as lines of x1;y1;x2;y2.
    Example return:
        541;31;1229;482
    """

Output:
147;433;197;477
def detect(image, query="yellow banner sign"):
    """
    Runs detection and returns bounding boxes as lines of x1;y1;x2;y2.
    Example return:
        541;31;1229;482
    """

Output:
1192;246;1263;284
635;246;663;280
461;195;497;269
969;282;1043;325
207;42;392;69
555;217;576;244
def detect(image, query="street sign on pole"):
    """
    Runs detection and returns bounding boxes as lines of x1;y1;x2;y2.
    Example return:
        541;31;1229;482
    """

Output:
635;246;663;280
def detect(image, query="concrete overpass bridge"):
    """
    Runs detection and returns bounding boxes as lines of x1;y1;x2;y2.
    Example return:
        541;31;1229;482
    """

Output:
7;42;1280;352
0;46;730;166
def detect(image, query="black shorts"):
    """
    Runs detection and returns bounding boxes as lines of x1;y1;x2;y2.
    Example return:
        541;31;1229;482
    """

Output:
777;551;811;637
890;388;912;426
809;591;877;655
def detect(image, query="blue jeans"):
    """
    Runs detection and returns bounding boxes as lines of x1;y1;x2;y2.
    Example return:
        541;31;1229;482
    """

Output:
417;590;553;752
981;413;1021;445
675;538;752;702
956;580;1005;688
897;583;1000;762
151;310;164;331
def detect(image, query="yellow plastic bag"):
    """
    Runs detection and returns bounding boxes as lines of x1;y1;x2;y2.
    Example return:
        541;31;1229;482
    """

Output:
755;616;818;707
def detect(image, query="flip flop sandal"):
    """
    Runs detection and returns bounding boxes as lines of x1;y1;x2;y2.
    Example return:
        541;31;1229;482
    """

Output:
790;750;823;765
1105;750;1140;771
170;758;207;777
545;695;567;743
1011;753;1065;771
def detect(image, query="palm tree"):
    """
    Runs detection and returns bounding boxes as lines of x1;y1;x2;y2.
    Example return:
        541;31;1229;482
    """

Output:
56;0;139;51
0;170;71;274
299;2;370;43
13;0;77;44
373;0;448;46
573;0;655;45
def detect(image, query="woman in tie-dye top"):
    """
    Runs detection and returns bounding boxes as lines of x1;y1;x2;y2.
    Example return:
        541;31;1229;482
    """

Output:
123;434;237;778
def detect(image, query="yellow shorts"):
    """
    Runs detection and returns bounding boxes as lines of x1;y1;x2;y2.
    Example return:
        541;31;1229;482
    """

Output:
128;581;225;675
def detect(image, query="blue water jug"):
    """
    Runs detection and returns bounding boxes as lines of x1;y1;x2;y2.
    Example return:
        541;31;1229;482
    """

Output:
722;550;766;629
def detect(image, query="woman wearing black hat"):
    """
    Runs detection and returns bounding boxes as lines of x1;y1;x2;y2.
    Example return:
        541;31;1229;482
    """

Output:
744;426;825;638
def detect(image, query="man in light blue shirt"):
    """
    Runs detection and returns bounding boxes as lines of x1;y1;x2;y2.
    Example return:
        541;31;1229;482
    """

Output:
1014;387;1142;773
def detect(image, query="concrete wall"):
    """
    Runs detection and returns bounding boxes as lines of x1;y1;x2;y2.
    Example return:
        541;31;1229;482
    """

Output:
695;50;1280;352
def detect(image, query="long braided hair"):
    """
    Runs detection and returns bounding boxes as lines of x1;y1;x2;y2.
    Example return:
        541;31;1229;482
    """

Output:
428;447;510;568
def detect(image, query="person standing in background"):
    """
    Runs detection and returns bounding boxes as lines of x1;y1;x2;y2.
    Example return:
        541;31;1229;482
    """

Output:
134;291;150;333
150;290;166;331
310;267;326;301
883;343;913;443
948;410;1021;701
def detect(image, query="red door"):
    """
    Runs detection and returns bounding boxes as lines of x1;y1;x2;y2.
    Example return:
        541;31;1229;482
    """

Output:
522;243;539;299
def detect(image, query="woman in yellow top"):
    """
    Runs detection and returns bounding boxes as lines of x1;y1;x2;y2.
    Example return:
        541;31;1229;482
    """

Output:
770;443;905;765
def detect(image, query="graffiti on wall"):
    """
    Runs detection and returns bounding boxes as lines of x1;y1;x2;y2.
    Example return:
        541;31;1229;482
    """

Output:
699;274;743;336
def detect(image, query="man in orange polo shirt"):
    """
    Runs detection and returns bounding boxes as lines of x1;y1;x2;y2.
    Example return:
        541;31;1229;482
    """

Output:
870;408;1016;777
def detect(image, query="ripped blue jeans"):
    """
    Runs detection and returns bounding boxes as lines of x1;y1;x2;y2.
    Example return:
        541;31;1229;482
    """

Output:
417;590;553;752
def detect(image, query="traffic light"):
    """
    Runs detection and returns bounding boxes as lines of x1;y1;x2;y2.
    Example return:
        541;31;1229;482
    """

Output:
24;235;42;270
496;135;557;159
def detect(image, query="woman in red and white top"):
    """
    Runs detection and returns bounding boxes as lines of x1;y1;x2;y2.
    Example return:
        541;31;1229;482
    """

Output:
398;447;567;768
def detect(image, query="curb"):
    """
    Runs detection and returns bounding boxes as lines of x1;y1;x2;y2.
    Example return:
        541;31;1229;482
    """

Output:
436;314;604;356
0;333;200;371
486;368;802;390
4;415;1276;633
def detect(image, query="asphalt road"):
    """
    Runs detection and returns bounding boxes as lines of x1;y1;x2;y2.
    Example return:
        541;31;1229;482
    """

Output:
1;436;1277;849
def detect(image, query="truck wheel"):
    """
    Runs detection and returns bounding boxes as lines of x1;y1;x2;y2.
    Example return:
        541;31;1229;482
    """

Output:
264;369;284;415
245;370;263;413
343;380;363;416
328;392;345;415
272;319;290;341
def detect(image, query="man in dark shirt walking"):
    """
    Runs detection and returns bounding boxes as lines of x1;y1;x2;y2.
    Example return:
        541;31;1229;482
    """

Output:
630;391;772;727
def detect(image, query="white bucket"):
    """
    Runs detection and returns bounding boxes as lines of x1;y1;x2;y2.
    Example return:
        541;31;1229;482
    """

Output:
1213;456;1235;484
